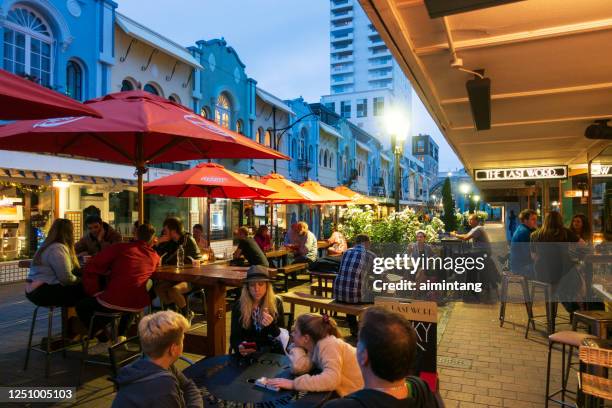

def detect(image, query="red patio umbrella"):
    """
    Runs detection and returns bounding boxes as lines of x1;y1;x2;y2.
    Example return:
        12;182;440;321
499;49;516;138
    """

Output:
0;91;289;222
144;162;277;241
0;68;101;120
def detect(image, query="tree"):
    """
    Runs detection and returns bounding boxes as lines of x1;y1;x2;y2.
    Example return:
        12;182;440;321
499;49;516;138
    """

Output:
441;177;457;231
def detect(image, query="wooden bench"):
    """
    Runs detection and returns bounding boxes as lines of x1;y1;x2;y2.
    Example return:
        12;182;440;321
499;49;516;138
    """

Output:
275;263;309;292
280;291;370;328
309;271;336;298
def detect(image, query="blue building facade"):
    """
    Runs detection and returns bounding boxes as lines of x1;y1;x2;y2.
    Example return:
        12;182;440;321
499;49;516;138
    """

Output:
1;0;116;101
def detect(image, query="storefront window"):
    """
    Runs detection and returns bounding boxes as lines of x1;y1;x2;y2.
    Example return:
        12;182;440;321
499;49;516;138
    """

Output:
0;182;52;260
109;190;137;237
209;199;231;240
145;194;189;235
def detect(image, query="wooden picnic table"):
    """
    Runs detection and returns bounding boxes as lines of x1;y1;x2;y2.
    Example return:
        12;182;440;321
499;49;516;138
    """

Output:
153;264;275;356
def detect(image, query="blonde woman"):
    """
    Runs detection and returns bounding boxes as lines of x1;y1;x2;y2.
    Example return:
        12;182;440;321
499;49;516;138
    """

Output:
230;265;285;355
25;218;84;307
267;313;364;397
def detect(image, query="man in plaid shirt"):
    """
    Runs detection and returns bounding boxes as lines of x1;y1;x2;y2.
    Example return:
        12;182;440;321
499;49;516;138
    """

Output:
334;234;376;334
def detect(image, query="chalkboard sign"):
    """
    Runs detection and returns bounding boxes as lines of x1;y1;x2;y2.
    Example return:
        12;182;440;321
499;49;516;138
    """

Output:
374;298;438;390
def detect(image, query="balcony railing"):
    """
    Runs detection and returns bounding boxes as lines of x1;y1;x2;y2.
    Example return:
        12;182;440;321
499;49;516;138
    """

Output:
331;0;352;11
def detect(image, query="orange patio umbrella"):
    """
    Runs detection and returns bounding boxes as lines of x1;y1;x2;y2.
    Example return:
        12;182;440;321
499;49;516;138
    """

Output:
334;185;378;206
260;173;326;204
300;181;351;239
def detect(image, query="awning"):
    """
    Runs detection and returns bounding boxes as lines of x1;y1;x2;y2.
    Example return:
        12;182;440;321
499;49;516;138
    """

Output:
0;167;136;188
356;140;371;152
319;122;343;139
256;88;294;115
362;1;611;182
116;13;203;69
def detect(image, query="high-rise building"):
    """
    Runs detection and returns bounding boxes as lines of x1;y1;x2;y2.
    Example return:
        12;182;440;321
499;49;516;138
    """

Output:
321;0;413;151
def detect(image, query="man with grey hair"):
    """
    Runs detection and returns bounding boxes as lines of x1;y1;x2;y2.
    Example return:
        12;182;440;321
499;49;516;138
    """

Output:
112;311;203;408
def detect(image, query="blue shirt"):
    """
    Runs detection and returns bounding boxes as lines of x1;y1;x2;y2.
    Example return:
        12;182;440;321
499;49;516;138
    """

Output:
510;223;534;277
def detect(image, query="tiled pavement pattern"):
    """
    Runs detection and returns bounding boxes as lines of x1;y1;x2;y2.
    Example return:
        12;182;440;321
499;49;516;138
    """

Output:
0;223;588;407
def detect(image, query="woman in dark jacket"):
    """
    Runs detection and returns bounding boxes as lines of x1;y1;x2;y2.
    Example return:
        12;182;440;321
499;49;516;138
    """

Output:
530;211;582;321
230;265;285;355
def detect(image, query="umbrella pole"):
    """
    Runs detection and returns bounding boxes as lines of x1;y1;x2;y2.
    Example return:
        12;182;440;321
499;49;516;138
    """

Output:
207;195;211;244
136;133;145;224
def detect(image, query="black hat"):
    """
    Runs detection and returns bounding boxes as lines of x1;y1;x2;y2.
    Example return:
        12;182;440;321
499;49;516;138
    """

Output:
244;265;271;283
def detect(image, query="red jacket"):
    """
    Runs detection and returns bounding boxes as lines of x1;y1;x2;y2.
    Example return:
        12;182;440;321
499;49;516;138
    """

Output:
83;241;160;312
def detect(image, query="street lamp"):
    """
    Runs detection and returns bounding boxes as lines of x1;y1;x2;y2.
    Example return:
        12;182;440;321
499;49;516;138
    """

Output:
385;107;409;212
459;183;471;212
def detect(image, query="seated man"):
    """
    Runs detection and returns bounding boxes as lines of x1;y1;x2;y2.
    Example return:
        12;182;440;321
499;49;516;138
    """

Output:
333;234;376;335
154;217;201;318
112;310;203;408
77;223;159;345
323;307;439;408
232;226;269;267
510;209;538;279
75;214;122;256
192;223;215;260
287;221;317;265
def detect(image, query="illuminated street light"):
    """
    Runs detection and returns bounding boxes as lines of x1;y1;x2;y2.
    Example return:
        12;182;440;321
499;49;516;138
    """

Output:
385;106;410;212
473;195;480;202
459;183;471;195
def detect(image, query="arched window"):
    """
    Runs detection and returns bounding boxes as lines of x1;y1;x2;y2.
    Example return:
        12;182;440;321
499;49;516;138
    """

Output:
257;127;264;144
121;79;135;91
265;129;272;147
324;150;329;168
291;139;297;158
200;106;211;119
168;94;181;104
66;60;83;101
3;6;53;86
299;128;307;160
330;154;334;169
143;83;160;95
236;119;244;134
215;93;231;128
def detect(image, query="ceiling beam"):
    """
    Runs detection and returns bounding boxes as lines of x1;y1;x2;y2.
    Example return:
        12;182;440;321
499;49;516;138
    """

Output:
451;113;612;131
441;82;612;105
457;135;579;146
415;18;612;56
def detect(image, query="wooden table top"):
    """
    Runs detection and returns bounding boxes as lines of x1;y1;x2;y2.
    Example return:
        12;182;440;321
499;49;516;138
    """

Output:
317;240;331;249
153;264;277;287
153;264;248;287
265;248;290;258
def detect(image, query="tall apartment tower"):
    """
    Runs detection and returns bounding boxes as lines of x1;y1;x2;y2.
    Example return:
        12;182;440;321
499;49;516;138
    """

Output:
321;0;413;150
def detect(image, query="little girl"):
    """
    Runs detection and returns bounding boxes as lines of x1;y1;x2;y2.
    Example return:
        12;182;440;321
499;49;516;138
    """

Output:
266;313;364;397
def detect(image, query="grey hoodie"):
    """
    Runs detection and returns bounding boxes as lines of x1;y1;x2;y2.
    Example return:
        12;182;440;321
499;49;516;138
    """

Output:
112;358;203;408
28;242;78;285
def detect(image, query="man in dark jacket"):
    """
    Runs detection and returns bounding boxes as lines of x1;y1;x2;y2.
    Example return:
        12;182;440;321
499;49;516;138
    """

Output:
112;310;203;408
510;209;538;278
75;215;122;256
323;307;439;408
154;217;201;319
155;217;200;266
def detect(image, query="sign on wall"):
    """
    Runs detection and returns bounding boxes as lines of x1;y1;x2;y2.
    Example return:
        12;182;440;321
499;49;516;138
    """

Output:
592;164;612;178
474;166;567;181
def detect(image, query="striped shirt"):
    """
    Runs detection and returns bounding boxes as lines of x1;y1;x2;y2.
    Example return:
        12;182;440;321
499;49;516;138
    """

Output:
333;244;376;303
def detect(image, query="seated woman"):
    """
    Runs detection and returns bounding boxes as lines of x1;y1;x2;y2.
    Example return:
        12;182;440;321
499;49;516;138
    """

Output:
254;225;273;252
267;313;364;397
230;265;284;355
25;218;84;307
327;225;347;256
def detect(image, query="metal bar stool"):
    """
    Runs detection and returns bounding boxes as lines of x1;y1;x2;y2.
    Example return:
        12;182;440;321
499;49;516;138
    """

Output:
499;272;535;329
545;330;597;407
78;311;124;385
23;306;68;377
526;280;556;338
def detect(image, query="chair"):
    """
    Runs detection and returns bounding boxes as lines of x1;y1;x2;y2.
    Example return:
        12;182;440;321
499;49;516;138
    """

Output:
545;331;596;407
23;305;68;377
499;272;534;329
572;311;612;338
78;311;126;384
526;280;558;338
578;341;612;406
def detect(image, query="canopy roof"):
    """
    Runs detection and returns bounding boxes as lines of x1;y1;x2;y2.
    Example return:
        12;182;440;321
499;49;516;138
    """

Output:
300;181;352;204
361;0;611;185
334;185;378;205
